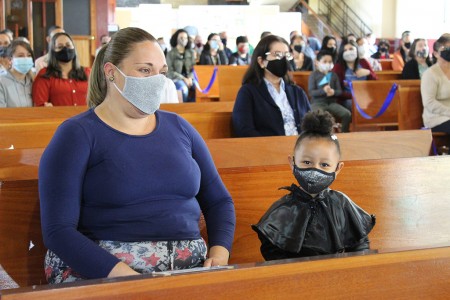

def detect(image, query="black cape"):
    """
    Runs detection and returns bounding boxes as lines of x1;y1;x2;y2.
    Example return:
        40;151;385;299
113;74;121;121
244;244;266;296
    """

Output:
252;184;376;261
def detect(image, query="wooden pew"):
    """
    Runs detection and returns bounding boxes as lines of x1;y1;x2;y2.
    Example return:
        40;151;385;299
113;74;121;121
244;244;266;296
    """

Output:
375;70;401;80
398;85;450;153
289;71;310;96
351;79;420;131
0;102;234;123
0;111;233;148
0;130;433;181
222;156;450;264
193;65;220;102
217;65;247;102
2;246;449;299
379;59;393;70
2;156;450;287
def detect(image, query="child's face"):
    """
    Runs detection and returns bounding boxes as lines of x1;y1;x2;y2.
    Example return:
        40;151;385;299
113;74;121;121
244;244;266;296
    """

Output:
315;55;333;73
290;137;343;175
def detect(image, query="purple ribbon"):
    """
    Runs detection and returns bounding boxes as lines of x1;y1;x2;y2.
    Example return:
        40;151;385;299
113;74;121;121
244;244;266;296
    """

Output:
347;80;398;119
192;67;218;94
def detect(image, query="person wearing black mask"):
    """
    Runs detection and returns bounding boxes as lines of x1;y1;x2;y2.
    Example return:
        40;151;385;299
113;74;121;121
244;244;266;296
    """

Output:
421;33;450;135
32;32;90;106
219;31;232;59
232;35;311;137
371;39;390;59
393;30;412;71
289;34;313;71
321;35;338;62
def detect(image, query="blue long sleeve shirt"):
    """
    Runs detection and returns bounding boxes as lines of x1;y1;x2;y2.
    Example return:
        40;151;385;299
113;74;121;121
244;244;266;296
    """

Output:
39;109;236;279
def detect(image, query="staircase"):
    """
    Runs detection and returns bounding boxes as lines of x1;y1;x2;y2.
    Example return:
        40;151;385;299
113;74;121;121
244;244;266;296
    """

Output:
292;0;372;41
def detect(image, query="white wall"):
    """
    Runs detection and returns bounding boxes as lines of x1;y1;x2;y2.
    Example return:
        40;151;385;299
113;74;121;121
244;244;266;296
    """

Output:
116;4;302;51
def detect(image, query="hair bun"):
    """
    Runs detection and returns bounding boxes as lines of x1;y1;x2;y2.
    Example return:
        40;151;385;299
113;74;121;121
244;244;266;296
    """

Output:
301;110;335;135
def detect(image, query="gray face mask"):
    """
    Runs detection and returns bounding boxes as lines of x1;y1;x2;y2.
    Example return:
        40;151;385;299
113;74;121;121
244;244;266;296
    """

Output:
112;66;166;115
293;165;336;195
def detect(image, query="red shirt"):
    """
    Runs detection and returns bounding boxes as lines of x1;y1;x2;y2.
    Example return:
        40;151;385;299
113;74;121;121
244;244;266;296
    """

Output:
32;67;91;106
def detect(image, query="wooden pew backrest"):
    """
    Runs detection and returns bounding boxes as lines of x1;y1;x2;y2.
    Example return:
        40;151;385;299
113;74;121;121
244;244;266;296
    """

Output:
221;156;450;264
193;65;220;101
398;85;423;130
2;246;449;298
375;70;401;80
1;130;432;181
0;111;233;149
217;66;247;102
351;79;420;130
0;180;46;286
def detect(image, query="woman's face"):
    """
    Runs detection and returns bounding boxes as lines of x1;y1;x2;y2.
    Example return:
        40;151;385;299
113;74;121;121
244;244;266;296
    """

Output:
54;35;74;52
265;41;290;62
177;32;188;44
12;45;32;59
112;41;167;87
327;39;336;49
435;41;450;61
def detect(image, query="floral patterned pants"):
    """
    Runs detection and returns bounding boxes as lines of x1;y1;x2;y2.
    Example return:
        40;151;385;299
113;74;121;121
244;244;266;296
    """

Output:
45;239;207;284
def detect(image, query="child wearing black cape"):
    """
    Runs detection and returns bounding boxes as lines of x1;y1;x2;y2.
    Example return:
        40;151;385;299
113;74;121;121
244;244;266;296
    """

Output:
252;111;375;260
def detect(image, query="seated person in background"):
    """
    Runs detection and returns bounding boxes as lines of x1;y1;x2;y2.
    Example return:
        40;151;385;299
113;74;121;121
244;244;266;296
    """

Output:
193;35;204;61
402;38;433;79
95;34;111;57
308;51;351;132
199;33;228;65
34;25;65;74
346;33;357;43
289;34;313;71
252;110;375;261
308;36;322;55
229;36;251;66
260;31;272;40
166;29;196;102
232;35;310;137
421;34;450;134
0;30;12;75
40;27;236;284
356;37;382;71
333;38;378;111
365;32;378;56
321;35;338;62
392;31;412;71
371;39;390;59
219;31;233;60
0;40;35;107
32;32;90;106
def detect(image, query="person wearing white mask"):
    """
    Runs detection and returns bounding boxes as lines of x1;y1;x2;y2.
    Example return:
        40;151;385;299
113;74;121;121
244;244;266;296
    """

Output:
332;39;377;111
356;37;382;71
0;40;35;107
308;51;351;132
39;27;235;284
166;29;196;102
199;33;228;65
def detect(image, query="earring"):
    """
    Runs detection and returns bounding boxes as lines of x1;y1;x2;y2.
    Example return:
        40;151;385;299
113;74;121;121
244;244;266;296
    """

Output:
108;76;114;82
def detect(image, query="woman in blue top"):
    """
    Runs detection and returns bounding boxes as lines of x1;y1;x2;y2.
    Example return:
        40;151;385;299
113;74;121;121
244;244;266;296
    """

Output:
39;27;236;284
232;35;311;137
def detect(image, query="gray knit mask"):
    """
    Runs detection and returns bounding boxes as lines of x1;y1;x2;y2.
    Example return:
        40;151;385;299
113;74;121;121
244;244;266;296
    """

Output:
113;66;166;115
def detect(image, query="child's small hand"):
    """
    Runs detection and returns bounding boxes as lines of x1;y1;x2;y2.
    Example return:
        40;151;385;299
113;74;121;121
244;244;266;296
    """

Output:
326;88;335;97
323;85;331;93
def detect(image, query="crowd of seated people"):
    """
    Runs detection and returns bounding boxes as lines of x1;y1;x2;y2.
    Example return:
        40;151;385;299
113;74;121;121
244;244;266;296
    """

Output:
0;27;448;139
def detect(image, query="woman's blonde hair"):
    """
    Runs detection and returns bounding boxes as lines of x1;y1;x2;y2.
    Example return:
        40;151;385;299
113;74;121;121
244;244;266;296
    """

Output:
88;27;157;108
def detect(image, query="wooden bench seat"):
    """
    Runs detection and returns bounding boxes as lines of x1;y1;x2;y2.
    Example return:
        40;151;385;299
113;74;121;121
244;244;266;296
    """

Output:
2;246;449;299
351;79;420;131
1;130;432;181
2;156;450;287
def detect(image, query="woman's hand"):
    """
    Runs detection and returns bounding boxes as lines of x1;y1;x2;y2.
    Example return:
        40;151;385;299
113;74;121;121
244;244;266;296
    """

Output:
355;68;370;78
107;262;140;278
44;102;54;107
203;245;229;267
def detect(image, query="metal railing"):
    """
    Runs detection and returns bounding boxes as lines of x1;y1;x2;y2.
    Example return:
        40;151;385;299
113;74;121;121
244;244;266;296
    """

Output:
317;0;372;38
